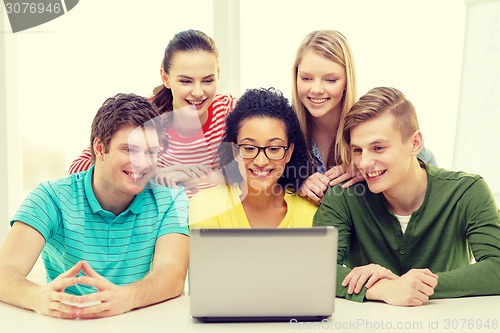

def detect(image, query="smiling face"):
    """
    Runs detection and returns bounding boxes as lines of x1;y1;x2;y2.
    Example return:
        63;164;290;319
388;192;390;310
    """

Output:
162;51;219;125
297;50;346;119
94;125;160;199
236;117;294;196
350;111;421;194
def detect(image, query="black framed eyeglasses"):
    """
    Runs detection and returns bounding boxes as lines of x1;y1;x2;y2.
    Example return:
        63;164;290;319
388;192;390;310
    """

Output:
236;144;289;160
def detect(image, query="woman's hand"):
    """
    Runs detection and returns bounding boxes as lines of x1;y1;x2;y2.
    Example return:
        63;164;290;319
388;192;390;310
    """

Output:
299;171;332;204
299;164;365;204
331;165;365;189
154;164;212;188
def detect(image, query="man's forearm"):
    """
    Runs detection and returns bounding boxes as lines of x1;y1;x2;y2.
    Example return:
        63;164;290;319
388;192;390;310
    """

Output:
127;263;186;310
364;269;438;306
364;278;390;302
0;264;40;311
433;259;500;299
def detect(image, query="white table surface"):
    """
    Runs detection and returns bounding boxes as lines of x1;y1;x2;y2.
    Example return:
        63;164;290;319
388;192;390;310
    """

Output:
1;295;499;333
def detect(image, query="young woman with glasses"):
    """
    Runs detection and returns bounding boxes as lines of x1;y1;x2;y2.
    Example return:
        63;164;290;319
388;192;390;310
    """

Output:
189;88;316;228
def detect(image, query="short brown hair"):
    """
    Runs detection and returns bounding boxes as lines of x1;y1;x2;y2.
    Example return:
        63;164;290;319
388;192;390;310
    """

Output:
90;93;164;162
341;87;419;164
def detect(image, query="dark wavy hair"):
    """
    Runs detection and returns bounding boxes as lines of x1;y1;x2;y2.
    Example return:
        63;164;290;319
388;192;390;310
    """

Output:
152;29;218;114
219;88;313;193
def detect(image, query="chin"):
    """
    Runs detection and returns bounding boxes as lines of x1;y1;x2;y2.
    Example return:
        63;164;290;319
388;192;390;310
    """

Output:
249;182;280;196
366;182;388;194
125;181;149;195
307;109;329;119
125;187;144;196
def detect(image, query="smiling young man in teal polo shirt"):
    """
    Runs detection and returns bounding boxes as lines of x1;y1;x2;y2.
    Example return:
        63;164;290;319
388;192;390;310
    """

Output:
0;93;189;319
314;87;500;306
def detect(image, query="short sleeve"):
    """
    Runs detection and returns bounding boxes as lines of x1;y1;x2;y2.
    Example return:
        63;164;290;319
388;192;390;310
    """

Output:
158;186;190;237
10;182;61;240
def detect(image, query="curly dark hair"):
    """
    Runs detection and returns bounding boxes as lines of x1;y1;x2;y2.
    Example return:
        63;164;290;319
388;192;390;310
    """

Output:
219;88;313;193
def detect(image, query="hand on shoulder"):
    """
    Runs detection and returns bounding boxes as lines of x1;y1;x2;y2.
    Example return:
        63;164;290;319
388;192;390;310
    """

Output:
299;164;364;204
155;164;212;188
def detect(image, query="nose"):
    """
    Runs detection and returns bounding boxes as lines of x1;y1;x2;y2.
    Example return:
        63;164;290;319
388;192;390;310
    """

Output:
357;151;375;171
131;151;154;169
253;149;269;167
191;82;204;98
310;80;324;94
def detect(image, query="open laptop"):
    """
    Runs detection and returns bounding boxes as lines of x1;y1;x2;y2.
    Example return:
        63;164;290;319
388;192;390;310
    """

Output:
189;227;337;322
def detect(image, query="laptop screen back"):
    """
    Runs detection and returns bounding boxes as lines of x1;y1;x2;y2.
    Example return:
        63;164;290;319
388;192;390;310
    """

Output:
189;227;337;321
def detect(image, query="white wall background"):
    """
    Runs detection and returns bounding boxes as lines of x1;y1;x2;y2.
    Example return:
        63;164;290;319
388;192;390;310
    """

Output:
1;0;214;226
454;0;500;202
1;0;469;243
240;0;465;172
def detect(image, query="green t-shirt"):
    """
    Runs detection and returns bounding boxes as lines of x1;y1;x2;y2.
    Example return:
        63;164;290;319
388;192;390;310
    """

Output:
313;163;500;302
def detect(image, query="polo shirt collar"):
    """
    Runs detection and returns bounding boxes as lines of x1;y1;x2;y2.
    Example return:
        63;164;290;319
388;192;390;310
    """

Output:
128;184;146;214
84;165;102;214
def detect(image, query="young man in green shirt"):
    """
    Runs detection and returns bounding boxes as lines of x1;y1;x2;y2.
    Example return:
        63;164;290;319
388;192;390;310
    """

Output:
313;87;500;306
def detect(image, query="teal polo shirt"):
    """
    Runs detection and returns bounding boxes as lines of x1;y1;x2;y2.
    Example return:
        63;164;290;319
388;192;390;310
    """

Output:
11;166;189;295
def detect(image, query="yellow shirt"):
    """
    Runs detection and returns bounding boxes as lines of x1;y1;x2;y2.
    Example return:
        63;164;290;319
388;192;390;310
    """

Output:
189;184;318;228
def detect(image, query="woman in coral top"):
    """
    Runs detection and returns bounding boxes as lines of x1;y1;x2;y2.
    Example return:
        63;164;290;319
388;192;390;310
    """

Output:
69;29;236;198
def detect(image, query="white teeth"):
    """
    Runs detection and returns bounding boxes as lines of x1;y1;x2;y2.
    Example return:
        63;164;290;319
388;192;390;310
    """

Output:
125;171;146;180
367;170;384;178
188;100;203;105
253;170;270;176
310;98;328;103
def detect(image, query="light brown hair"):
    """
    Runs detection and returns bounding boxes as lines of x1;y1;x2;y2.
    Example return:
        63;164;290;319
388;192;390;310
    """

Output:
341;87;419;164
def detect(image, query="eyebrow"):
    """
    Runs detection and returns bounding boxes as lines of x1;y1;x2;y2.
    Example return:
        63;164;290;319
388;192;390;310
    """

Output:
298;70;342;76
176;74;216;80
239;137;287;144
350;139;389;147
121;143;160;150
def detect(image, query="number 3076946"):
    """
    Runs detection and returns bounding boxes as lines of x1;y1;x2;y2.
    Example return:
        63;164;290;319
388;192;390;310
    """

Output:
5;2;62;14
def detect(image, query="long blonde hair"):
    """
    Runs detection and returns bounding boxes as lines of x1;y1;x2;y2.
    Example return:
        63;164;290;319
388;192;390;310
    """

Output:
291;30;357;169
